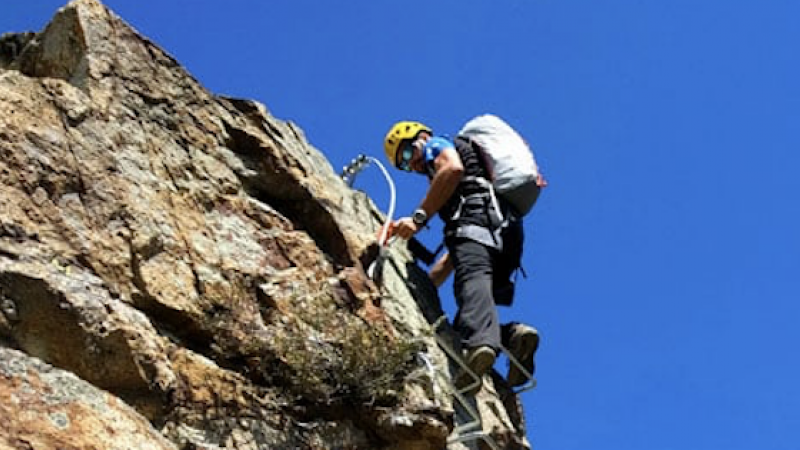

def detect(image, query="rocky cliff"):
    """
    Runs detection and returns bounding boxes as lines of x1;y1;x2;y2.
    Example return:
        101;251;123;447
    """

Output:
0;1;530;449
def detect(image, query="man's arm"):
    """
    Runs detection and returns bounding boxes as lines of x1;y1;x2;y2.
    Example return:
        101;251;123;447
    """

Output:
393;147;463;239
419;146;464;217
429;251;453;287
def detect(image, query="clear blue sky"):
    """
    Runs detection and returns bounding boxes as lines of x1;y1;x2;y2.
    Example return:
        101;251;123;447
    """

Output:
4;1;799;449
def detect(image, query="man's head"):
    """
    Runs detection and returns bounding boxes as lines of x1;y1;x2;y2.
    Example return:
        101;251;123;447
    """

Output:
384;121;432;173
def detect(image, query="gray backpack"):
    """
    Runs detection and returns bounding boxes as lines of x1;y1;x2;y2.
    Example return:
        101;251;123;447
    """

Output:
458;115;541;216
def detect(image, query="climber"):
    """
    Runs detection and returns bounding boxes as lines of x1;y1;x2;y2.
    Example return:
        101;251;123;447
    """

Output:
383;119;546;393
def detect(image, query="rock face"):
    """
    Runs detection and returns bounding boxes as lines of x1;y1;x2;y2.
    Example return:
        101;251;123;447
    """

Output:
0;1;530;449
0;347;177;450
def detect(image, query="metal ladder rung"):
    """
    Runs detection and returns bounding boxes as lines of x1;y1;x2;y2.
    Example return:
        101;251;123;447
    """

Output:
499;342;537;394
425;341;501;450
430;316;502;449
433;315;537;394
434;332;483;396
410;348;490;449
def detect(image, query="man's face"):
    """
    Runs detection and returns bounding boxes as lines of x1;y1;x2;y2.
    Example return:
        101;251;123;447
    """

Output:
402;132;431;174
409;139;426;173
397;137;426;173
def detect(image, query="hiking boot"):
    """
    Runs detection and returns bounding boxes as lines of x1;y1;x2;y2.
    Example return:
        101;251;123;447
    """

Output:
506;323;539;388
454;345;497;395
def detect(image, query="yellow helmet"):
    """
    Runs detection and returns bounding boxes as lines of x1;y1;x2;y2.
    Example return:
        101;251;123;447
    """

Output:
384;121;432;167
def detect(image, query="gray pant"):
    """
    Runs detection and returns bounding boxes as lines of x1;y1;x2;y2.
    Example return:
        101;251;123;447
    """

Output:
447;221;524;350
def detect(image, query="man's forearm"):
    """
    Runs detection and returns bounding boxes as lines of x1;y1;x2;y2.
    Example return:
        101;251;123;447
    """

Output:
420;165;462;216
429;252;453;287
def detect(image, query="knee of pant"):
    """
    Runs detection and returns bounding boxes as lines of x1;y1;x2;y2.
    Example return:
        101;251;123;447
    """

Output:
456;277;494;305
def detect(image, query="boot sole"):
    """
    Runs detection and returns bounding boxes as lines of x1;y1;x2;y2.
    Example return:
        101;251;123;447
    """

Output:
455;347;496;394
507;331;539;387
469;348;497;376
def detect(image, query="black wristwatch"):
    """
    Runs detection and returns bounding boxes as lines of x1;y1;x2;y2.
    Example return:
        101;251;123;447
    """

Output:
412;208;428;227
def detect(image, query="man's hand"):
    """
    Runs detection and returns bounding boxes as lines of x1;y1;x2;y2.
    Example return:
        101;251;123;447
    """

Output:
392;217;420;240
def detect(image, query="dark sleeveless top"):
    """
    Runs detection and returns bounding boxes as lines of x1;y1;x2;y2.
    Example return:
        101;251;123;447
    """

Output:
435;137;495;231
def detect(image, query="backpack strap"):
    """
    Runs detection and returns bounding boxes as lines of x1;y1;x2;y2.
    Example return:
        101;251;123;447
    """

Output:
454;135;495;182
461;176;504;224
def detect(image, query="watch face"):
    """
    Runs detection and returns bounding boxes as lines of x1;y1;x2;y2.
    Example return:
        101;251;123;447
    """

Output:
413;210;427;225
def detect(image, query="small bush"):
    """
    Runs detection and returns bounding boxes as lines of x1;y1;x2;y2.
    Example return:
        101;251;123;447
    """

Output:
268;292;420;406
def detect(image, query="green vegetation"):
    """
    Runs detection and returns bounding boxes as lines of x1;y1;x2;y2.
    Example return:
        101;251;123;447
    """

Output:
268;291;420;406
